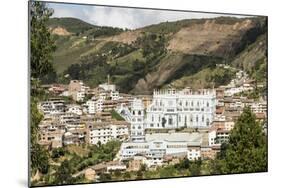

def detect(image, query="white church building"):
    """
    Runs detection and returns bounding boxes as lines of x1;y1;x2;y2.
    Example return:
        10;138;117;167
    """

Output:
145;89;216;129
119;88;216;142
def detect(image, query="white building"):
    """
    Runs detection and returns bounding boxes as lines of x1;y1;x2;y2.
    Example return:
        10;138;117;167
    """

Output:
68;80;89;101
59;113;80;124
110;90;120;100
250;101;267;113
145;89;216;129
86;100;96;114
87;121;129;145
119;132;202;166
130;98;146;142
38;98;65;115
67;105;83;115
99;83;116;91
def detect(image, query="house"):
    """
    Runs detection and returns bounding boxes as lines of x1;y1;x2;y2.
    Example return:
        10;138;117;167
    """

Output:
106;161;127;172
68;80;89;101
119;132;203;166
86;121;129;145
67;104;83;115
38;98;65;115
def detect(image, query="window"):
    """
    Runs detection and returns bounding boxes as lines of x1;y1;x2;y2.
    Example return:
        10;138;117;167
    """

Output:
196;115;198;122
138;110;141;115
207;102;209;107
190;115;193;122
168;116;173;125
202;115;205;122
132;111;135;115
152;115;154;122
206;118;210;126
191;101;194;106
179;115;181;122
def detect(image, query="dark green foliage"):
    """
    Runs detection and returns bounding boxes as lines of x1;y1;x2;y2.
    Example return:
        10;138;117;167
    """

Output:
135;32;166;57
30;1;56;78
111;110;125;121
175;158;190;169
99;173;112;181
210;67;235;87
86;26;124;38
31;143;50;174
51;148;65;159
189;159;202;176
47;17;94;34
53;160;75;184
30;97;50;174
224;107;267;173
165;54;223;86
211;107;267;174
65;54;109;87
249;57;267;82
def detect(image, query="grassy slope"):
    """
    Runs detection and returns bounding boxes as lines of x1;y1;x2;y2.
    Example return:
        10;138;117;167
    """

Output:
47;17;95;34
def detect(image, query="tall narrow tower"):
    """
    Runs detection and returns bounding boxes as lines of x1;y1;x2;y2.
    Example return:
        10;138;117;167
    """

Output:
130;98;145;142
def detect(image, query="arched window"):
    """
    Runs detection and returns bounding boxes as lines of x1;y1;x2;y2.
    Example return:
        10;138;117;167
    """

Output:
197;101;199;107
191;101;194;106
207;102;209;107
184;115;187;125
179;115;181;122
168;116;173;125
152;115;154;122
186;101;188;106
138;110;141;115
202;115;205;122
196;115;199;122
132;111;135;115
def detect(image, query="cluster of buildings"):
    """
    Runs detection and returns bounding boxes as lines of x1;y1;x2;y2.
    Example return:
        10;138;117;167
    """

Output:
37;69;267;171
38;80;133;148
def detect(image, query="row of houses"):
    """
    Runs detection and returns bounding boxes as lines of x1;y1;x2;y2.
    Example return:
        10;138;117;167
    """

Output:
38;113;130;149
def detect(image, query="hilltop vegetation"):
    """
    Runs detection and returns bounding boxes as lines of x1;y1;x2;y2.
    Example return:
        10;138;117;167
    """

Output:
46;16;267;94
48;17;95;34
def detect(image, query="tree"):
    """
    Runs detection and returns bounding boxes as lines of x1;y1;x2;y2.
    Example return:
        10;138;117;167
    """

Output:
30;1;56;181
30;98;50;175
30;1;56;78
54;160;74;184
214;107;267;174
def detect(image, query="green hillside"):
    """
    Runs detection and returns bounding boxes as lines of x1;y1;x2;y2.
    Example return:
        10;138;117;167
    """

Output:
47;17;95;34
46;16;267;94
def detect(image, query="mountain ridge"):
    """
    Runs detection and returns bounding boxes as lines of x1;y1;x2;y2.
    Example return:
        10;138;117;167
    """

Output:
46;16;267;94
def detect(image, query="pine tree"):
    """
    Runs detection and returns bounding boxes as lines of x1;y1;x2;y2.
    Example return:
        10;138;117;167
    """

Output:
222;107;267;173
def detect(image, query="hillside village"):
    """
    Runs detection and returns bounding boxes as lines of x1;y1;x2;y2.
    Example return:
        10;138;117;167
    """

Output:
36;63;267;182
30;2;267;185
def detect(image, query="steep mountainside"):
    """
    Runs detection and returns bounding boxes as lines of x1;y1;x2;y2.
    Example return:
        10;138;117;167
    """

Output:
47;16;267;94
